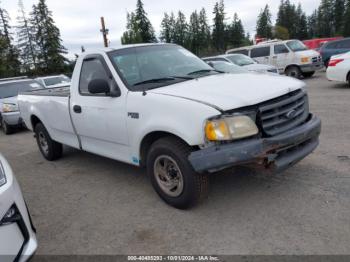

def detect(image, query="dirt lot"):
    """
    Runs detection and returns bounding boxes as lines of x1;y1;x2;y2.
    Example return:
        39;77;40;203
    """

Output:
1;72;349;255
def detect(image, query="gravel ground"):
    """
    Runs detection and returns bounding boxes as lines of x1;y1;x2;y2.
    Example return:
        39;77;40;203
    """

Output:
0;71;349;255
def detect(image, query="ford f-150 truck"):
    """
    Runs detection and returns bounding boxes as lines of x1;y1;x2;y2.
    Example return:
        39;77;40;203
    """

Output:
18;43;321;209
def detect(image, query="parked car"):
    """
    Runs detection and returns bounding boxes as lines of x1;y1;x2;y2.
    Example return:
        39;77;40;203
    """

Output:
205;60;249;74
18;43;321;209
202;54;279;74
226;39;323;79
0;153;38;261
35;75;71;89
326;52;350;87
0;77;43;135
303;37;343;51
319;37;350;67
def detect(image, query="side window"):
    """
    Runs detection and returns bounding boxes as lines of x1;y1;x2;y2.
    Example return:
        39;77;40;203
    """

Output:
338;40;350;49
274;44;289;54
251;46;270;58
79;58;110;95
326;42;338;49
229;49;249;56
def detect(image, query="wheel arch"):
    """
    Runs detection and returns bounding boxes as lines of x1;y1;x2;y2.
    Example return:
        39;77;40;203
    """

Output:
139;131;194;167
284;64;301;73
30;115;43;130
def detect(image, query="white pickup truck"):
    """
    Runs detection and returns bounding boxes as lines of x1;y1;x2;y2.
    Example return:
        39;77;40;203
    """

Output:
18;44;321;209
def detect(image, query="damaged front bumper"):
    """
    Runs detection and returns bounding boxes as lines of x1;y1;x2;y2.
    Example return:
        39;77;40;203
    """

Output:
189;114;321;173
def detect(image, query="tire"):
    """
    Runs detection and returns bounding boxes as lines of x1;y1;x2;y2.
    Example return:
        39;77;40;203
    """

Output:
147;137;209;209
285;66;302;79
348;73;350;88
1;119;14;135
34;123;63;161
302;71;315;78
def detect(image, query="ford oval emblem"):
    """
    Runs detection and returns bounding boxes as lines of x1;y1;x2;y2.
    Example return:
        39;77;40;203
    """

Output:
285;109;297;119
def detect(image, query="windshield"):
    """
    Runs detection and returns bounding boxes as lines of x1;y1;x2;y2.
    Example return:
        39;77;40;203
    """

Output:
286;40;308;52
108;45;216;90
210;61;248;74
225;54;255;66
43;75;70;87
0;80;42;99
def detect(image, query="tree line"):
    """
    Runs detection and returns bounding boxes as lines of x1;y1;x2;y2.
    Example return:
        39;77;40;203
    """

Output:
257;0;350;40
0;0;68;78
122;0;350;56
121;0;251;56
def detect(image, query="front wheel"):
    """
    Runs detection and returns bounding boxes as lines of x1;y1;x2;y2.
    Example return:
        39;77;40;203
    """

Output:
34;123;63;161
147;137;209;209
285;66;302;79
1;119;13;135
302;71;315;78
347;73;350;87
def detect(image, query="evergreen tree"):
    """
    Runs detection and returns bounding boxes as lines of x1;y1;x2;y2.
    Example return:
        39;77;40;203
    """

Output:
256;5;273;39
121;0;156;44
134;0;157;42
333;0;345;35
212;0;226;52
160;12;171;43
16;0;37;72
0;3;20;77
198;8;211;53
276;0;298;38
228;13;245;48
174;11;188;48
121;12;142;44
274;25;289;40
30;0;67;74
343;0;350;36
168;12;176;43
307;10;319;38
295;3;308;40
317;0;335;37
188;10;200;54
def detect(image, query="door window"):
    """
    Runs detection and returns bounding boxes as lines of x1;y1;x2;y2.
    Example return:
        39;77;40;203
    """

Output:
251;46;270;58
79;58;110;95
274;44;290;54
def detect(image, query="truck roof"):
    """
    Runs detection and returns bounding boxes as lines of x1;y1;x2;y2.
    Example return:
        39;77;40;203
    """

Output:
82;43;173;54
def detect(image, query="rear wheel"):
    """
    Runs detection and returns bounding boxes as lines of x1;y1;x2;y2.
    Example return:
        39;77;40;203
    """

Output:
34;123;63;161
302;71;315;78
348;73;350;87
1;119;13;135
285;66;302;79
147;137;209;209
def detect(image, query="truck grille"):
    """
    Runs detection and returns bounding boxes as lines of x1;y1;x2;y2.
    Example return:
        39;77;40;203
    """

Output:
312;56;322;63
258;89;309;136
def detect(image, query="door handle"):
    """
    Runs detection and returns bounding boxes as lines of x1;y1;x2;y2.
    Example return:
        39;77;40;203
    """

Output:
73;105;82;113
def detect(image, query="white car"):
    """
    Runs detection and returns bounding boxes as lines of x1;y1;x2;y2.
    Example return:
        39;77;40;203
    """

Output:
18;44;321;209
35;75;71;89
227;39;323;79
0;154;37;261
202;54;279;74
326;52;350;87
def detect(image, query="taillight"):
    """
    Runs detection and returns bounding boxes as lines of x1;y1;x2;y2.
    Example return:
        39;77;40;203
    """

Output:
328;59;344;67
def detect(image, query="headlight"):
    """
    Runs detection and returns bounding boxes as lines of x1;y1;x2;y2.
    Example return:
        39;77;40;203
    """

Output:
2;103;18;113
0;161;6;187
205;115;259;141
301;57;309;63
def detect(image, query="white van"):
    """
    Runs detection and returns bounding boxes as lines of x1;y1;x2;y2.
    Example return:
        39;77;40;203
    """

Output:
226;40;323;78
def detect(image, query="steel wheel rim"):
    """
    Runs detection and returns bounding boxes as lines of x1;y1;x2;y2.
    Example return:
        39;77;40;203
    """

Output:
38;132;49;155
153;155;184;197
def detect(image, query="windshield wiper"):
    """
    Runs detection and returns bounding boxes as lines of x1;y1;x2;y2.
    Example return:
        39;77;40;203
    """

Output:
187;69;221;76
133;77;175;86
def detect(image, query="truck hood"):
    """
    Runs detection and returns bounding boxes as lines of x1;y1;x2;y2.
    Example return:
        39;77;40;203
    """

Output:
296;49;320;58
149;73;304;111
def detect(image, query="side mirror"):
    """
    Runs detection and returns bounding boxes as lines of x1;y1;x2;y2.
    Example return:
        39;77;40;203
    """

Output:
88;79;110;94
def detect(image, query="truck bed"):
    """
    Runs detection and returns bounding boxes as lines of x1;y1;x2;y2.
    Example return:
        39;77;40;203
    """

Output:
21;87;70;97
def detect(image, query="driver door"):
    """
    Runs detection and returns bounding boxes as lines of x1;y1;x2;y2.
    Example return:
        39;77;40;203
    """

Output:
70;54;130;163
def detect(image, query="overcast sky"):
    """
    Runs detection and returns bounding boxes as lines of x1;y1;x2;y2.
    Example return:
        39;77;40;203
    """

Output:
2;0;319;58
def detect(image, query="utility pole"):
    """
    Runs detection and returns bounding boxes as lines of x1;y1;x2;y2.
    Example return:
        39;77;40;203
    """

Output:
100;17;109;47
